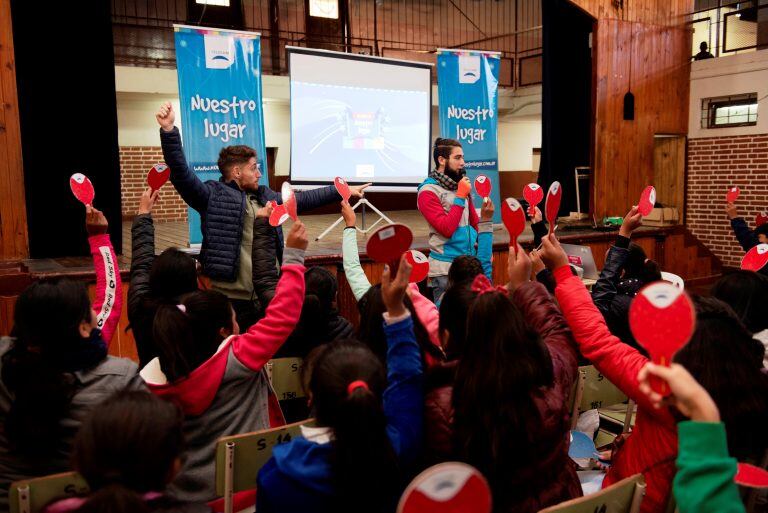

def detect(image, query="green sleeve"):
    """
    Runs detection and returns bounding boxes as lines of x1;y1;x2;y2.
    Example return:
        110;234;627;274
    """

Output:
674;421;744;513
342;227;372;301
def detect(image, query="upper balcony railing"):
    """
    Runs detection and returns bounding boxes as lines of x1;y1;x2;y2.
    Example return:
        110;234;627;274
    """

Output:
111;0;543;88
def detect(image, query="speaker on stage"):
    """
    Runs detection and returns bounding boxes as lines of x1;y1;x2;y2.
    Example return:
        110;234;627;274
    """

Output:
11;2;122;257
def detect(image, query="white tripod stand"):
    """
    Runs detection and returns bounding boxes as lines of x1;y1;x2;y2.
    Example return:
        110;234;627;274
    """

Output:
315;198;394;241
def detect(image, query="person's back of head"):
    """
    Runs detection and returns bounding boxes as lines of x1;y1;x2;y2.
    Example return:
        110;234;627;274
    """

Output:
448;256;484;289
756;223;768;244
148;248;198;300
357;285;441;365
700;41;708;51
452;289;555;495
2;278;101;457
622;242;661;284
711;270;768;334
675;297;768;462
152;290;235;382
301;267;338;325
72;391;185;513
438;284;478;360
309;339;399;513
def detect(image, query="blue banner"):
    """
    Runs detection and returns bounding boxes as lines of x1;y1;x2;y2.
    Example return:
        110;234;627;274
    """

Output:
174;25;268;244
437;50;501;223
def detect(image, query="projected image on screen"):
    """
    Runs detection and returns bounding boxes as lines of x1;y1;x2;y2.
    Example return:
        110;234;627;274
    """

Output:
289;49;432;190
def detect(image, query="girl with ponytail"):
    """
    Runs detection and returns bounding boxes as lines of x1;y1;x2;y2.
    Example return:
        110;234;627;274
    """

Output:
256;254;424;513
0;207;143;510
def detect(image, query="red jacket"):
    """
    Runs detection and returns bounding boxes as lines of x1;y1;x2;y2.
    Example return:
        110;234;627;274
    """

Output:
553;266;677;513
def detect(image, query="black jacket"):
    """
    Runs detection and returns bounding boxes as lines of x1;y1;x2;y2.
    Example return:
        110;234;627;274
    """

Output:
591;235;646;354
160;127;341;281
128;214;159;367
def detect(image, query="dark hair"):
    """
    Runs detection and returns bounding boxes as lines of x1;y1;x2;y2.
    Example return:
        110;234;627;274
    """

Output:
149;249;198;300
756;224;768;239
622;243;661;283
438;284;478;360
152;290;233;382
448;256;484;288
700;41;708;50
357;284;443;365
433;137;462;168
302;267;338;326
217;145;256;178
72;391;184;513
309;340;399;513
711;270;768;334
2;279;93;457
674;297;768;462
452;290;555;504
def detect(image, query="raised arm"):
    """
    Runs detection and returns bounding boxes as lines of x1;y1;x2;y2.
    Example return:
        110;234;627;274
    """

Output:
156;102;210;213
86;207;122;346
294;183;370;213
380;256;424;464
593;207;641;312
340;201;372;301
232;222;308;371
477;198;494;279
128;189;158;325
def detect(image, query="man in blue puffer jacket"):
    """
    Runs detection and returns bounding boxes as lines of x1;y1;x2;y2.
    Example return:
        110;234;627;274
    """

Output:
155;102;369;327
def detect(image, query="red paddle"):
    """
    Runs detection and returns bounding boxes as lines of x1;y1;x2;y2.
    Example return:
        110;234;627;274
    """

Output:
405;250;430;283
474;175;492;199
147;163;170;192
523;183;544;218
638;186;656;217
736;463;768;488
397;462;492;513
755;211;768;228
629;282;696;395
69;173;95;206
741;244;768;272
367;224;414;278
268;201;290;227
726;186;740;204
334;177;352;203
501;198;526;254
281;182;298;220
545;182;562;235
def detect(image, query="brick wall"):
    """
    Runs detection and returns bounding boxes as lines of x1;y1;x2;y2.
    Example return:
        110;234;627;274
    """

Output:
120;146;188;222
687;134;768;268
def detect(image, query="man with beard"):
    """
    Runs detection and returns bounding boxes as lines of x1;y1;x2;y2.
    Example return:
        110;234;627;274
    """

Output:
155;102;369;328
417;138;483;305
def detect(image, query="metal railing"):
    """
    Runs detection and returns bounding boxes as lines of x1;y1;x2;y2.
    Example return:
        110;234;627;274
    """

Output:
111;0;542;87
687;1;768;58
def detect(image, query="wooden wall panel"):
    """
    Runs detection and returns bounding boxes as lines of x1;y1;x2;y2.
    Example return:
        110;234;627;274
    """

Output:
0;0;28;260
653;136;686;213
568;0;692;26
592;19;691;218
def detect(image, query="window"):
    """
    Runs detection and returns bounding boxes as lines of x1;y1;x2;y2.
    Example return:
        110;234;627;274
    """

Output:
196;0;230;5
701;93;758;128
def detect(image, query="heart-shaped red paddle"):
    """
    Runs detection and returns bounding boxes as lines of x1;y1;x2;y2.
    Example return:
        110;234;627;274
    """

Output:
523;183;544;218
629;282;696;395
70;173;95;206
474;175;492;199
334;177;352;203
397;462;491;513
755;211;768;228
268;201;290;227
726;186;740;204
735;463;768;488
147;163;170;192
638;186;656;217
282;182;298;221
545;182;562;235
405;250;430;283
741;244;768;272
501;198;526;254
